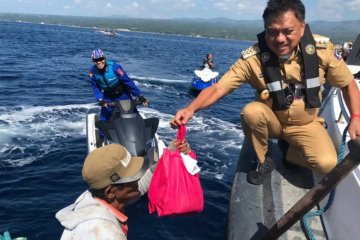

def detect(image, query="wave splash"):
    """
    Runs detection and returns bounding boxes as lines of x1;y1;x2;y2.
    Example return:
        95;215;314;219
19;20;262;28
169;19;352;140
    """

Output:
0;103;243;179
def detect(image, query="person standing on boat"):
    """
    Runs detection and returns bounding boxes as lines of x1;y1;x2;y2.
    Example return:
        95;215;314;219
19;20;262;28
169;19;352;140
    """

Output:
89;48;149;121
56;141;192;239
201;53;214;70
171;0;360;185
341;41;353;62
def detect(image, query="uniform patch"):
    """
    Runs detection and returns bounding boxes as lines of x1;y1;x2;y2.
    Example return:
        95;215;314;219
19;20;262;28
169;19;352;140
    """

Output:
89;71;93;78
305;44;315;55
241;45;260;59
314;36;329;49
116;68;124;76
333;48;343;60
261;52;270;63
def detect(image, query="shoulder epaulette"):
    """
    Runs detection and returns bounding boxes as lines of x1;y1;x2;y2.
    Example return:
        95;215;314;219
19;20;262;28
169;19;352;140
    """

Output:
313;34;329;48
241;44;260;59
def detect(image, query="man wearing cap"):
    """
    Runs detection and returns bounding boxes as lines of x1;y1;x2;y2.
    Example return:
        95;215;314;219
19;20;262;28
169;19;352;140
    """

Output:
89;48;149;121
56;141;190;239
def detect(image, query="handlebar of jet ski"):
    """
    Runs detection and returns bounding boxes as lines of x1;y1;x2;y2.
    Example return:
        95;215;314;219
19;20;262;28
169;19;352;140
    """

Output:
106;98;144;107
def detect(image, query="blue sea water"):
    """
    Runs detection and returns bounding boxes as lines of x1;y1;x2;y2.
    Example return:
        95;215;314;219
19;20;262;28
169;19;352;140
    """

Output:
0;21;255;239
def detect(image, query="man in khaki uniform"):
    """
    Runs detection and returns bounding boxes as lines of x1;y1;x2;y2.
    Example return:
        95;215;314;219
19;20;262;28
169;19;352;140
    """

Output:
170;0;360;185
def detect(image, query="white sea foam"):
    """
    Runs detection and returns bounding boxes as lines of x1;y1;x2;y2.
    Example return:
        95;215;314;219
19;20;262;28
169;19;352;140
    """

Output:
131;74;188;83
139;107;244;180
0;103;95;167
1;103;244;177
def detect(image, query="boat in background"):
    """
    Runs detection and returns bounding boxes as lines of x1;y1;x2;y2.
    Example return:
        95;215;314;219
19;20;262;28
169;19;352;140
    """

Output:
97;28;116;36
227;33;360;240
191;67;219;93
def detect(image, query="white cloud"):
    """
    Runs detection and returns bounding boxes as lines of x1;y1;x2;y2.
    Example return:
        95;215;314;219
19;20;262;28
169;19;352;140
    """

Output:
346;0;360;10
214;0;264;13
214;2;229;11
315;0;346;20
236;3;246;10
150;0;165;3
0;0;358;21
173;0;195;10
131;2;139;8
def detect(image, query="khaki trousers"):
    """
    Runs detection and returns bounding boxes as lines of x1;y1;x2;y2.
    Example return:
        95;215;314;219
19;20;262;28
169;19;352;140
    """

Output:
240;101;337;174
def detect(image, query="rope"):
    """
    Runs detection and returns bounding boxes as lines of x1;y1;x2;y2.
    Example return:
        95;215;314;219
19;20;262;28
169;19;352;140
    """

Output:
301;125;349;240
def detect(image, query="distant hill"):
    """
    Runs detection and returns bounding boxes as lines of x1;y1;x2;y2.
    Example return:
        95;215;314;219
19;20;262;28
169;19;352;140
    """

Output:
1;13;359;43
309;20;360;43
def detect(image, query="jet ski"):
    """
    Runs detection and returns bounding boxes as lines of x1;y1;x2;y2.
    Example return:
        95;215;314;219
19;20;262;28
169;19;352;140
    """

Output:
191;67;219;92
86;98;166;172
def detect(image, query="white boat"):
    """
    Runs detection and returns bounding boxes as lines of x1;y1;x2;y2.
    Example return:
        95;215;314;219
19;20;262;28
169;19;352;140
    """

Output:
97;29;116;36
86;99;166;171
316;34;360;240
227;34;360;240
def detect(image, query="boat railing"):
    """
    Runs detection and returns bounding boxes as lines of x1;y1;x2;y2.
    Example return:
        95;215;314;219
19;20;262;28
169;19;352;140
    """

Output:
337;90;351;123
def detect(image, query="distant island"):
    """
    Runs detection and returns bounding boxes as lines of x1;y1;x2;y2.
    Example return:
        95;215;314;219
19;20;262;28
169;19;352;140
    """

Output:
1;13;359;43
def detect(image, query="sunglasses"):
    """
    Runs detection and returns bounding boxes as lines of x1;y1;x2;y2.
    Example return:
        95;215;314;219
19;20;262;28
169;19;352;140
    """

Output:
93;57;105;63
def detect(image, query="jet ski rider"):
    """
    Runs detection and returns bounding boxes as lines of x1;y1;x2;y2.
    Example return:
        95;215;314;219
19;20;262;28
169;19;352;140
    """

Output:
201;53;214;70
89;48;149;121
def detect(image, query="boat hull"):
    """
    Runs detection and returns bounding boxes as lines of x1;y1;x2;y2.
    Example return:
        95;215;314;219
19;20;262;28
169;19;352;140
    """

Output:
316;75;360;240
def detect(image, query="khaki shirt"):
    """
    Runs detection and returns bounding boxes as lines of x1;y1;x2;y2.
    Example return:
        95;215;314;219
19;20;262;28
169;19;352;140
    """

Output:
218;35;354;125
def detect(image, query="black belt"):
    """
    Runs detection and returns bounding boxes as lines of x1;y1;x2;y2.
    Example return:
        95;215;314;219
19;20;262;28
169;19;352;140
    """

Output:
103;84;124;99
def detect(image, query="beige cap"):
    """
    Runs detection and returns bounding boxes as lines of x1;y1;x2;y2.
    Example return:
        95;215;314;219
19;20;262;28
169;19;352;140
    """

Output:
82;144;144;189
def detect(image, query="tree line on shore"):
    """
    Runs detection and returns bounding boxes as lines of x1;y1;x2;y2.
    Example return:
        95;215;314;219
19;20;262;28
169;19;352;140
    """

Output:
1;13;359;43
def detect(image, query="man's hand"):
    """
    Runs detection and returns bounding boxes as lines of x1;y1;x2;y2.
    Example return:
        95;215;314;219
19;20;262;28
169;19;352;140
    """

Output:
169;139;191;155
170;108;194;129
170;84;227;129
348;117;360;140
139;95;149;107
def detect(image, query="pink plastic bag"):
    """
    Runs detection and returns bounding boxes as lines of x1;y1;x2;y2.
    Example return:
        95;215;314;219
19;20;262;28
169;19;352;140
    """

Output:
148;125;204;217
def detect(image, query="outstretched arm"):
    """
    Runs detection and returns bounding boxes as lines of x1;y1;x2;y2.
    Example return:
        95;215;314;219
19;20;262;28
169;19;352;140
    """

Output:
341;79;360;139
170;83;227;128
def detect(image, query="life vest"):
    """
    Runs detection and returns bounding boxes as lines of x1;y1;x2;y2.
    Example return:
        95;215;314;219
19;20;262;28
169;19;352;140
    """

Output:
257;24;321;110
93;61;124;95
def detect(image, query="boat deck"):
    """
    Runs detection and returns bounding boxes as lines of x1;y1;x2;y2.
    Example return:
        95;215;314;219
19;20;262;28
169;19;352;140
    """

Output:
227;138;327;240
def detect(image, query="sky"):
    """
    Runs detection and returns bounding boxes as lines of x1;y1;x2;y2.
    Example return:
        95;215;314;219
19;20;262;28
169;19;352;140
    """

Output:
0;0;359;22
